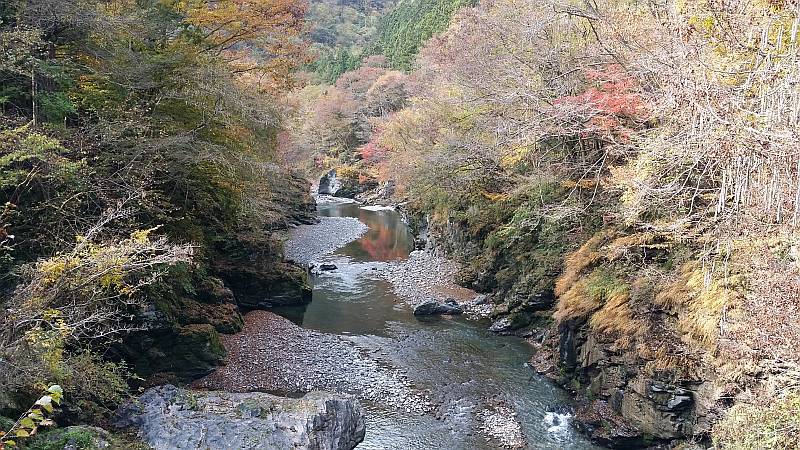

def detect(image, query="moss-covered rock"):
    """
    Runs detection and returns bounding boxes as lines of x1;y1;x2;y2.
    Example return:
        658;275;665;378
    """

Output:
118;323;226;381
23;425;147;450
217;260;312;309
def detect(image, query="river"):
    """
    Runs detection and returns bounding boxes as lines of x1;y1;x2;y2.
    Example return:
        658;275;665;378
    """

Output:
277;200;601;449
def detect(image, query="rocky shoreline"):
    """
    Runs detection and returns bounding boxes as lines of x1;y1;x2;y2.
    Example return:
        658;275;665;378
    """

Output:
195;311;433;414
379;250;493;319
284;216;369;265
114;384;366;450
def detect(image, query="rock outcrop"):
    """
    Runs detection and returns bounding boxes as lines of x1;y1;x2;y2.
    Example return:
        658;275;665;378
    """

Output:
413;299;463;315
112;173;317;382
114;385;366;450
532;319;721;448
317;169;376;198
318;169;341;196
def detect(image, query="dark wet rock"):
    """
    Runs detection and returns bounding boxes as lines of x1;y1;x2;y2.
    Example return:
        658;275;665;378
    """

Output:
269;171;318;226
117;322;226;381
320;264;338;271
545;404;574;416
110;274;241;380
574;400;642;449
549;316;720;447
472;294;489;305
413;300;463;316
558;319;580;371
114;385;366;450
318;169;341;196
221;261;312;309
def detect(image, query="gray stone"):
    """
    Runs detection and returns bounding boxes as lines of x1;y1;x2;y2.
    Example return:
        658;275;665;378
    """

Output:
318;169;341;195
320;264;338;271
472;294;489;305
413;300;463;316
489;317;512;333
665;394;693;411
114;385;366;450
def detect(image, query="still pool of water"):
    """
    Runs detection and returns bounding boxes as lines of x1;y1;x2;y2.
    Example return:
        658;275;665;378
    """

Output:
276;201;601;449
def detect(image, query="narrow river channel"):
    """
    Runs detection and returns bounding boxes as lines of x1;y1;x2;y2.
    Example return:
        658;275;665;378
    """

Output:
277;200;601;449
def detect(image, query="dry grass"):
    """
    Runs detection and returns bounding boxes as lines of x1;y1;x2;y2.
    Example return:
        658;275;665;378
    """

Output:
555;230;647;346
722;236;800;366
713;391;800;450
603;232;659;261
554;230;613;296
555;267;629;322
554;277;602;323
653;261;743;350
589;290;645;347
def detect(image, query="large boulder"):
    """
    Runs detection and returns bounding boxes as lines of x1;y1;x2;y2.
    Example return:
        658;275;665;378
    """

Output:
413;299;463;316
110;275;239;381
318;169;341;195
114;385;366;450
118;323;227;380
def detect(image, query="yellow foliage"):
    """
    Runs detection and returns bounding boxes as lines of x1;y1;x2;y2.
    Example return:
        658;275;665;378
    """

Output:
481;191;511;202
336;165;360;180
38;257;79;286
130;227;159;244
499;146;531;169
655;262;744;349
560;179;597;190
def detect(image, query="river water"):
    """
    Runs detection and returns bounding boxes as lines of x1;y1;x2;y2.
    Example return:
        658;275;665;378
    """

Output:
277;201;600;450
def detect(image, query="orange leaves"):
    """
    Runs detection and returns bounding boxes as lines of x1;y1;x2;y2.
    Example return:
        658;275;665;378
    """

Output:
180;0;308;89
182;0;306;46
553;65;649;143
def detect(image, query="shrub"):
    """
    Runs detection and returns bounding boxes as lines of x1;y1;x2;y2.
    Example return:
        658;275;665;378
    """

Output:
713;393;800;449
0;214;191;419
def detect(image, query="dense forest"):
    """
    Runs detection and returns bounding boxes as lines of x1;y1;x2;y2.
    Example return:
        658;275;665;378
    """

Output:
0;0;316;447
2;0;800;449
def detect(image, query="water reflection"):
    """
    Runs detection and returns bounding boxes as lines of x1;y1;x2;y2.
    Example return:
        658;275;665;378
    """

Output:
276;201;602;449
318;203;413;262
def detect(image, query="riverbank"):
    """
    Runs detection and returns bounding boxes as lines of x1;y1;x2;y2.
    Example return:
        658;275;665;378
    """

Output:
195;310;432;414
265;199;600;448
380;249;493;318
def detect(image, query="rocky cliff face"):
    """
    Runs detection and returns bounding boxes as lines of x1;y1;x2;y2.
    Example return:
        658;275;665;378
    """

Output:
114;385;366;450
531;320;720;448
114;172;317;383
411;212;721;448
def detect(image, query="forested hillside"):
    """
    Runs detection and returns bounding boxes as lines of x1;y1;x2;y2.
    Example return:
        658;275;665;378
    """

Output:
306;0;398;82
368;0;477;70
3;0;800;448
0;0;316;446
287;0;800;447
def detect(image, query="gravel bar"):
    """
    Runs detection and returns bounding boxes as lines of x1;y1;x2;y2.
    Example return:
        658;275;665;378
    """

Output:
284;216;368;265
195;311;433;414
381;250;492;318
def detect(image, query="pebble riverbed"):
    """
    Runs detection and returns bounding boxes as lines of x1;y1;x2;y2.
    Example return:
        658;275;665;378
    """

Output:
197;198;601;449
